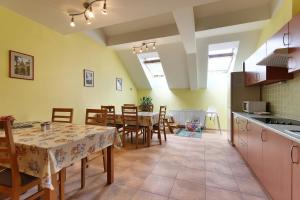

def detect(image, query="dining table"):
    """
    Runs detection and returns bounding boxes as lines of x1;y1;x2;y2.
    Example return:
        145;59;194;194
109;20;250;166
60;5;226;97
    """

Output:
115;112;159;147
0;122;117;200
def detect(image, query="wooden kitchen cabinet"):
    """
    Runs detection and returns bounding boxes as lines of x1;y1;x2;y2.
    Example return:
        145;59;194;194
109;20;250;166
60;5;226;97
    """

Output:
262;129;292;200
244;42;293;86
233;116;248;161
233;115;239;146
267;24;289;55
288;13;300;73
247;121;263;180
291;142;300;200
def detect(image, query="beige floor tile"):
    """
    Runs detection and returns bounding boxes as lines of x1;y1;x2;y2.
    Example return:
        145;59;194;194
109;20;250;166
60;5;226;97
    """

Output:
115;168;149;189
206;172;239;192
132;191;168;200
169;180;205;200
176;167;206;185
235;177;267;198
152;162;181;178
242;193;269;200
141;174;175;196
205;161;233;175
97;184;137;200
206;186;243;200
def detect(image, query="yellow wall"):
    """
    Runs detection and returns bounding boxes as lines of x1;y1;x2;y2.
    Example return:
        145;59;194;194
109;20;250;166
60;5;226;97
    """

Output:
0;7;137;124
138;73;228;129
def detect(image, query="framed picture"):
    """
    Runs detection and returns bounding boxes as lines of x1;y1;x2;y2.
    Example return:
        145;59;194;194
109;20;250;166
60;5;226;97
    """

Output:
9;50;34;80
84;69;94;87
116;78;122;91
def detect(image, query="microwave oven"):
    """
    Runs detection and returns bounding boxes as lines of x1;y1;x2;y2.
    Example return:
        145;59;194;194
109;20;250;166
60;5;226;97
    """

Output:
243;101;266;113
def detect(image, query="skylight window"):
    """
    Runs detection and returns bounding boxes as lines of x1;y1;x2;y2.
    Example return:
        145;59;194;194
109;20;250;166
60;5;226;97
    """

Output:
208;42;239;73
137;52;169;89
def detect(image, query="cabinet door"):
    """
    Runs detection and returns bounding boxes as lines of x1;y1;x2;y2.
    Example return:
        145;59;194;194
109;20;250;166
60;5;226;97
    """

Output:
262;130;292;200
267;24;289;55
247;122;263;180
292;142;300;200
288;14;300;72
233;115;239;146
237;118;248;161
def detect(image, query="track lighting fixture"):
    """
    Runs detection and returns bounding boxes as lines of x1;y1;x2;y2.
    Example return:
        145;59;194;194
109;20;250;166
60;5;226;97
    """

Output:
132;42;157;54
70;17;76;27
69;0;108;27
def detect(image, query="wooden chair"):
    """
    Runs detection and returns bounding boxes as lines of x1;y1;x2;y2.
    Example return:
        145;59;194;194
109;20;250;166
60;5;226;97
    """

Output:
166;116;179;133
81;109;107;189
152;106;167;144
123;104;135;107
52;108;73;123
0;116;45;200
122;106;144;149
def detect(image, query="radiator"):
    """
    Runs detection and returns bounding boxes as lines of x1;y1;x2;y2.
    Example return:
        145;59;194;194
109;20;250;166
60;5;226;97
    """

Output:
168;110;206;127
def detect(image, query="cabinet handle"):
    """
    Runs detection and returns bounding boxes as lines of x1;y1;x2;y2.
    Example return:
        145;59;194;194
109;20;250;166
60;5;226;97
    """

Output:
283;33;290;46
261;129;266;142
246;121;249;131
291;145;299;164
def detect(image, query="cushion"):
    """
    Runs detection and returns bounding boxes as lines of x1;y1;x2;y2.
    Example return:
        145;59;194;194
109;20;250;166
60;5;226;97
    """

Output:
0;168;38;187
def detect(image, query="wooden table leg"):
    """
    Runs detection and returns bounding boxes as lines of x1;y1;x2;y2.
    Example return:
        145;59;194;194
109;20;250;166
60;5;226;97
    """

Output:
44;173;58;200
107;145;114;184
59;168;66;200
147;126;151;147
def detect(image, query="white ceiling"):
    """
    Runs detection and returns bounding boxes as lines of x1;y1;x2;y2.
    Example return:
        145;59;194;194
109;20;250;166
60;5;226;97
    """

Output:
0;0;218;34
0;0;282;90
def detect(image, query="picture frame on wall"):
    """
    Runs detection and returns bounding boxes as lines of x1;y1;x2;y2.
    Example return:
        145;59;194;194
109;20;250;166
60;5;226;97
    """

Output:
9;50;34;80
84;69;94;87
116;78;122;91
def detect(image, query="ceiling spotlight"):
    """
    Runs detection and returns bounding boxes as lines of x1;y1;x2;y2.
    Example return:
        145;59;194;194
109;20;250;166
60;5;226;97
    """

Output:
87;6;95;18
85;14;92;25
102;0;108;15
132;42;157;54
68;0;108;26
70;17;76;27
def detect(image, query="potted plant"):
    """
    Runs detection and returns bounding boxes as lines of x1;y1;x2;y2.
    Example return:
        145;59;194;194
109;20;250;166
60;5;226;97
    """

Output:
139;96;153;112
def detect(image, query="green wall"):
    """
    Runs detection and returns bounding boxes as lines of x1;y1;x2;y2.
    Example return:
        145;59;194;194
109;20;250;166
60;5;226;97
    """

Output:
0;7;137;124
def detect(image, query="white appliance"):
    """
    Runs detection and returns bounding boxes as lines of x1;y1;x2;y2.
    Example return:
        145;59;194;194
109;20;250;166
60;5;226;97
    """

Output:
228;72;261;144
243;101;266;113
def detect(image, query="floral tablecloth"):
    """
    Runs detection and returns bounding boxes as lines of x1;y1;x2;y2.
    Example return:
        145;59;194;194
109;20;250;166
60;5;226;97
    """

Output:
0;123;116;189
115;112;159;127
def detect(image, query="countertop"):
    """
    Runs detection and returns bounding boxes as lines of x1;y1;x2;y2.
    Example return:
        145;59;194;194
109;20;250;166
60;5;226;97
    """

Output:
233;112;300;144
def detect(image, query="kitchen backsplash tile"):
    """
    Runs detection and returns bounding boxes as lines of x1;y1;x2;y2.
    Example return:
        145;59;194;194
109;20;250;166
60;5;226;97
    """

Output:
262;72;300;120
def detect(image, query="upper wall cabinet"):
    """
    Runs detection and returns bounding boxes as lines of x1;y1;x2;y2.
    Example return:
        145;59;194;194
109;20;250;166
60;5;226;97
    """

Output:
288;14;300;72
243;13;300;86
244;42;293;86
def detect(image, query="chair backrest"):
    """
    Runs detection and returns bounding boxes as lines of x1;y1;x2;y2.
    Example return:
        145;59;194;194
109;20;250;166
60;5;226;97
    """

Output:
101;106;116;127
149;105;154;112
85;109;107;126
121;106;139;128
158;106;167;127
124;104;135;107
0;116;21;187
52;108;73;123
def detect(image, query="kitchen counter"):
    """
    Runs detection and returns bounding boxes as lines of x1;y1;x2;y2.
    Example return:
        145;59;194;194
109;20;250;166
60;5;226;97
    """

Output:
233;112;300;144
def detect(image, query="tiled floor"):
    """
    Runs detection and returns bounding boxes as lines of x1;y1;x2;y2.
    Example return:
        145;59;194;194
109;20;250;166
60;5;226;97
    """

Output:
0;130;270;200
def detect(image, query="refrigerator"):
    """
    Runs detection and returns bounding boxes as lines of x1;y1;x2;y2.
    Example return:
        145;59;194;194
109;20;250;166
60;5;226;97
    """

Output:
227;72;261;145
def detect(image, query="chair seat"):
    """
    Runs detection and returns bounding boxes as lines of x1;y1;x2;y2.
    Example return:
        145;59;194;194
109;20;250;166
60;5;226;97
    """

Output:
0;168;39;187
124;125;143;131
